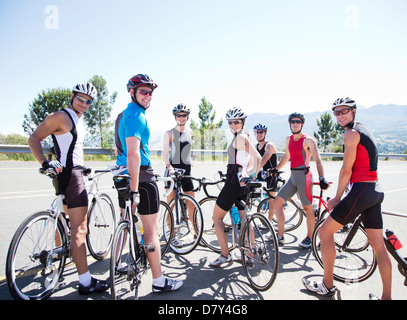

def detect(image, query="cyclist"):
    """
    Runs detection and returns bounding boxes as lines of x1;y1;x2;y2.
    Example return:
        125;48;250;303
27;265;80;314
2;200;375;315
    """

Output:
253;123;278;223
274;112;329;248
303;97;392;299
114;74;183;293
28;82;110;295
209;107;262;267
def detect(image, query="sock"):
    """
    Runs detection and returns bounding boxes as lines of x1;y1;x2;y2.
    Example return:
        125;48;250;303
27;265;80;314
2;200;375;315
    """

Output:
78;271;92;287
152;275;165;287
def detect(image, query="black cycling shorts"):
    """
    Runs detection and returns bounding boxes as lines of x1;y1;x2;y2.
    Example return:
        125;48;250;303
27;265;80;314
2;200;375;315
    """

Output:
216;182;248;212
56;168;88;209
118;180;160;215
164;165;194;192
330;182;384;229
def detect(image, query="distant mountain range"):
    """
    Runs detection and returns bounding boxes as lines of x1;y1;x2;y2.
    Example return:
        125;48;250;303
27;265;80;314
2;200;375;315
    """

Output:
150;104;407;153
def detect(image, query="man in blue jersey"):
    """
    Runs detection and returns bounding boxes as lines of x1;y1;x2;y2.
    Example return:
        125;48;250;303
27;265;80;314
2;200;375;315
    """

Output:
114;74;183;293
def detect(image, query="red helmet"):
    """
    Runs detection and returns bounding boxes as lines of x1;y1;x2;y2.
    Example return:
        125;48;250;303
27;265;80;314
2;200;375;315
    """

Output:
127;74;157;92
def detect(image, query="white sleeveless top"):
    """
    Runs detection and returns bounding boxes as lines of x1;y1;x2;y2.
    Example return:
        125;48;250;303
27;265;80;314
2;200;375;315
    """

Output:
52;108;85;167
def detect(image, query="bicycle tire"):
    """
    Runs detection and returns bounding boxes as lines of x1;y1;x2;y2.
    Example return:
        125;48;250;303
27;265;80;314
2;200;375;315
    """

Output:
158;200;174;257
169;194;203;255
87;193;116;260
258;197;303;232
6;211;68;300
110;221;139;300
312;219;377;283
240;213;279;291
198;197;234;253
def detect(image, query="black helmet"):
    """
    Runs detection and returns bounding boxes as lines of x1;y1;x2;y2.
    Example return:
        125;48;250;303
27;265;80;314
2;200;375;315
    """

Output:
288;112;305;123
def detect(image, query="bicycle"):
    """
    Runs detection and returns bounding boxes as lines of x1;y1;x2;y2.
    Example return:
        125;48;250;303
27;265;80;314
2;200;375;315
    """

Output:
311;210;407;285
164;169;204;255
209;179;279;291
6;166;115;300
110;174;174;300
257;171;332;232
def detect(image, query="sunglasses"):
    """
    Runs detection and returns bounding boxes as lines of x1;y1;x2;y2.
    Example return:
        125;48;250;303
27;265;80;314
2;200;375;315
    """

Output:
228;120;242;125
256;130;265;134
290;120;303;124
75;94;93;105
333;107;353;116
175;113;188;118
138;89;154;96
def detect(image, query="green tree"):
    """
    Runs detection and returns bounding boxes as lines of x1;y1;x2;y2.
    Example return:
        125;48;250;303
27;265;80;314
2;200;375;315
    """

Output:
313;112;344;152
190;97;225;160
22;88;72;141
85;75;117;148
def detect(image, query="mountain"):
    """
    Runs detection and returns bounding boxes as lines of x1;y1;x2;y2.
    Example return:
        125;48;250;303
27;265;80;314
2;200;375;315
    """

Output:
150;104;407;153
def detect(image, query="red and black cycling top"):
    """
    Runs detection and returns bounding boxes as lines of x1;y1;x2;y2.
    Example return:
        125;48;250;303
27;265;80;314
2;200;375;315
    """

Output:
348;122;378;183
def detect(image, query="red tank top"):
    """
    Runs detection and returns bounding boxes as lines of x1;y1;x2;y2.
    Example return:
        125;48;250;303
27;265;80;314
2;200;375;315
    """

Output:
289;134;311;169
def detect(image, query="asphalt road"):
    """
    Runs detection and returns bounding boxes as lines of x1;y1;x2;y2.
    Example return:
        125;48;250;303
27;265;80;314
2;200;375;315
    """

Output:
1;160;406;302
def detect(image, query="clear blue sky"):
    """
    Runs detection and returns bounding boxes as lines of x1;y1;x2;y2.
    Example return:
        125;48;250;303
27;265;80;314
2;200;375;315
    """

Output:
1;0;406;135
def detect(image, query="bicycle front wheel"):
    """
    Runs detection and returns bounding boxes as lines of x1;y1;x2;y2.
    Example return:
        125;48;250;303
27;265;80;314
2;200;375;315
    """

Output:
240;213;279;291
312;219;377;283
6;211;68;300
169;194;203;255
158;200;173;257
87;193;116;260
110;221;139;300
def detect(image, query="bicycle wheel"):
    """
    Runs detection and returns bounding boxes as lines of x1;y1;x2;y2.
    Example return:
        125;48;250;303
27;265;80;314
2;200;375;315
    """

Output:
110;221;139;300
87;193;116;260
198;197;234;253
158;200;173;257
240;213;279;291
169;194;203;255
312;219;377;283
6;211;68;300
258;197;303;232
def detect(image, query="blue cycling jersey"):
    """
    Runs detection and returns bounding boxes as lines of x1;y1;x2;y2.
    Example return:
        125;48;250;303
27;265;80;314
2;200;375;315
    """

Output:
115;102;151;167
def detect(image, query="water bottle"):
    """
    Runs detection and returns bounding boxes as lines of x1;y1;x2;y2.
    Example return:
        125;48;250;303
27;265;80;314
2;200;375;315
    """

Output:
231;206;241;228
312;199;319;213
385;229;403;250
135;213;144;245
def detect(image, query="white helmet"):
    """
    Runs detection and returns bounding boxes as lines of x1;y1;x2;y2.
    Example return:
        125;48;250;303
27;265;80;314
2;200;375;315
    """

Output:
331;97;356;110
226;107;247;120
72;82;97;100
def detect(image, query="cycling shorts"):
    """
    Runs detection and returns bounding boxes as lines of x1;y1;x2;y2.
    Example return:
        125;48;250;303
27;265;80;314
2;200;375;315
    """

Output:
164;164;194;192
216;181;248;212
330;182;384;229
277;169;313;206
118;180;160;215
56;167;88;209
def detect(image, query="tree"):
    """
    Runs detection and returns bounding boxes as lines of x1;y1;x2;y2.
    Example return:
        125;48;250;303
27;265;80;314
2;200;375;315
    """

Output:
22;88;72;146
190;97;226;160
85;75;117;149
313;112;344;152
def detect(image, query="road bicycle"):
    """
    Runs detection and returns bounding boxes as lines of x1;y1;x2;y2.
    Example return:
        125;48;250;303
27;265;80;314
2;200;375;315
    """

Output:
164;169;204;255
257;172;332;232
312;210;407;285
6;166;116;300
110;174;174;300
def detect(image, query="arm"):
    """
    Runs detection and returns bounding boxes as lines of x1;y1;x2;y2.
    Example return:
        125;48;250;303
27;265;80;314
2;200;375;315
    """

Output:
275;136;290;171
261;142;277;168
234;134;262;176
306;137;325;179
126;136;141;193
162;130;174;174
328;129;359;210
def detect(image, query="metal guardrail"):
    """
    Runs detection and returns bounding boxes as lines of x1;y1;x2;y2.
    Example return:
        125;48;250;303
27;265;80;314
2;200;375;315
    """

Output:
1;144;407;159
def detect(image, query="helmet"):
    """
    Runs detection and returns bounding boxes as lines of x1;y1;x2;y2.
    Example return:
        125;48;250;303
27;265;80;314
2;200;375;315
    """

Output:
127;74;157;92
253;124;267;131
288;112;305;123
72;82;97;100
331;97;356;110
226;107;247;120
172;103;190;115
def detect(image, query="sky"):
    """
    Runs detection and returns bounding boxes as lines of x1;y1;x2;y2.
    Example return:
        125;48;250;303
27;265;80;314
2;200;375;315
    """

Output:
1;0;406;136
